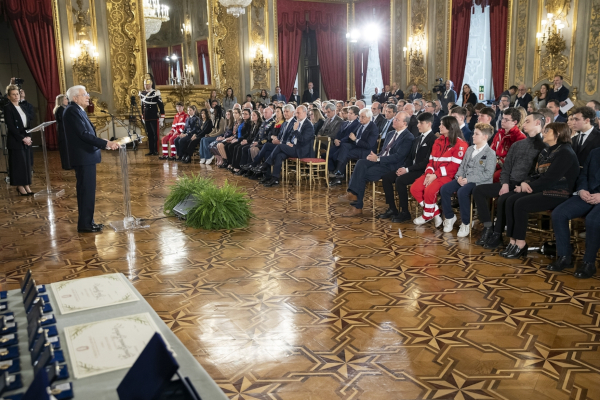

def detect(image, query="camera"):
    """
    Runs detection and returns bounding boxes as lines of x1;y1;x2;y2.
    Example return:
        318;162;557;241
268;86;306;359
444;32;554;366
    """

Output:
14;78;24;85
432;77;445;94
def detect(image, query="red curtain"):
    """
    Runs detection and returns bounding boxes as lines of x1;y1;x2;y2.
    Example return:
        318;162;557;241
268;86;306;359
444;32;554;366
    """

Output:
147;47;169;86
489;0;508;99
196;40;211;85
277;0;347;100
5;0;61;150
449;0;472;96
353;47;369;100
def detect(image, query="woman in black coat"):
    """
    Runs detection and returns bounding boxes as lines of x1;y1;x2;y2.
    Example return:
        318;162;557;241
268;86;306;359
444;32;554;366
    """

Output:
460;84;477;107
182;108;213;163
54;93;71;170
4;84;33;195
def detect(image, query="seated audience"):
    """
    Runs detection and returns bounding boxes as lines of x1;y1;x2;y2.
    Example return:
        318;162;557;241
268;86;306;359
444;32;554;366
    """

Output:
371;102;385;130
570;106;600;167
199;105;225;164
451;107;472;145
410;116;468;226
403;103;419;137
548;99;566;122
550;147;600;278
210;109;235;166
499;122;579;259
379;85;393;103
222;108;251;169
439;123;496;237
338;111;415;216
174;105;200;161
216;108;243;168
328;106;360;172
490;107;526;182
240;107;275;176
379;112;437;223
372;88;381;104
514;84;532;109
424;101;441;133
587;100;600;128
379;104;397;139
231;110;262;172
527;101;538;115
181;108;213;163
547;74;570;106
466;103;478;132
320;103;344;139
160;102;188;160
499;85;518;106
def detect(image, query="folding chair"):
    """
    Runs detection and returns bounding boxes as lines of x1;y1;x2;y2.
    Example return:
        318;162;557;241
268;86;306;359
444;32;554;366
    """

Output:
298;136;331;188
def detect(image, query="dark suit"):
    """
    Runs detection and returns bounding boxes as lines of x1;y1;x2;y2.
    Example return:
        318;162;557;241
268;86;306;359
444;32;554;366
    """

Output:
347;129;415;209
371;93;381;103
372;114;386;131
393;89;405;100
288;94;301;104
514;93;532;109
334;121;379;174
437;89;457;113
302;89;319;103
266;119;315;178
554;115;567;123
381;130;437;214
572;128;600;167
408;115;419;137
55;106;71;170
4;102;33;186
379;92;392;103
408;92;423;102
271;94;286;103
432;114;441;134
320;115;344;139
328;119;360;171
63;102;109;230
379;118;395;139
461;124;473;146
547;86;570;103
251;118;296;167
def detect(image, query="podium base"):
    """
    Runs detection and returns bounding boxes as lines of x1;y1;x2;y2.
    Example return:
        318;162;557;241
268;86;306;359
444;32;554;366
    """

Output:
108;217;149;232
34;189;65;199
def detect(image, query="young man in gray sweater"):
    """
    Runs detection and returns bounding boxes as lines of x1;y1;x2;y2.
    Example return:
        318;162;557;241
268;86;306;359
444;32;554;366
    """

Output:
473;112;548;248
440;123;497;237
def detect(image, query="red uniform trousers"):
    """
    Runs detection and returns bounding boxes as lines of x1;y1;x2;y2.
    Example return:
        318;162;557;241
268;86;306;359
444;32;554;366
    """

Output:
410;174;454;220
161;133;178;157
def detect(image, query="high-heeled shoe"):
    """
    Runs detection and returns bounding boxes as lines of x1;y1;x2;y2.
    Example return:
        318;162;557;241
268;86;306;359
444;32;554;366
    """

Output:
499;243;516;257
502;244;528;259
15;188;28;196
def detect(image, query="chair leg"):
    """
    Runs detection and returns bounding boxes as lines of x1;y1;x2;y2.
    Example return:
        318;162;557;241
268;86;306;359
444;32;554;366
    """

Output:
469;194;473;238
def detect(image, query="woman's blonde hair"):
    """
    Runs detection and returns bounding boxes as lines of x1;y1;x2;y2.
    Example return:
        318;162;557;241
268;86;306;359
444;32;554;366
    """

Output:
53;94;66;114
311;108;325;122
5;84;19;97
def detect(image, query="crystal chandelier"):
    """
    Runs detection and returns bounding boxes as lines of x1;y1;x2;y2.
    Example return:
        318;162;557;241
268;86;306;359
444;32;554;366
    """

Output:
143;0;170;40
218;0;252;18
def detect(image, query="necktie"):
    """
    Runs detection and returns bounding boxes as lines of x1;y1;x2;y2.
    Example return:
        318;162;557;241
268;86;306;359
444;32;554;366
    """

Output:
578;133;587;149
356;125;365;142
414;134;425;163
381;120;392;139
380;131;400;157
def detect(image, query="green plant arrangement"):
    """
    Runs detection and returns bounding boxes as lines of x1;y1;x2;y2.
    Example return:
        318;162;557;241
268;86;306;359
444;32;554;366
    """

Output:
185;180;254;230
163;174;215;214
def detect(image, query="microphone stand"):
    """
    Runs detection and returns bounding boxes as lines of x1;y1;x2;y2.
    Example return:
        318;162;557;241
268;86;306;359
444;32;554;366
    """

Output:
101;110;138;151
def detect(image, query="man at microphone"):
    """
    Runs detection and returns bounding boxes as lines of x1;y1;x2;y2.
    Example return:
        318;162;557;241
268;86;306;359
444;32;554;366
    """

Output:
64;85;119;233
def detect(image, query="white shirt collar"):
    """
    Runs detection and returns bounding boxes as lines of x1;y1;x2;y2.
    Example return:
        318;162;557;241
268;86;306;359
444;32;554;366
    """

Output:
581;127;594;136
459;123;465;129
555;85;563;91
79;104;86;112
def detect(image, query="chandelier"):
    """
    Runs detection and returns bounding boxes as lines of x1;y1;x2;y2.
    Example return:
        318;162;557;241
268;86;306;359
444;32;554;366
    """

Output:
143;0;170;40
218;0;252;18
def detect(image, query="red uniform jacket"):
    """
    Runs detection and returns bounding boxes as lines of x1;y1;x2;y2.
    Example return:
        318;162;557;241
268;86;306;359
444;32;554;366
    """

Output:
491;125;525;170
170;112;189;135
425;135;469;179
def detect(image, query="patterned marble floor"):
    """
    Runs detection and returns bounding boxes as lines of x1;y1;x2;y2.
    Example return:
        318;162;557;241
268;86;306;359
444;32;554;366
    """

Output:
1;150;599;400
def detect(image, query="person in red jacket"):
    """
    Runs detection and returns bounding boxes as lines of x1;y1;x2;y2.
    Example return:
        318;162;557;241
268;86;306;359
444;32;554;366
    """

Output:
160;102;188;160
410;116;468;226
491;107;525;181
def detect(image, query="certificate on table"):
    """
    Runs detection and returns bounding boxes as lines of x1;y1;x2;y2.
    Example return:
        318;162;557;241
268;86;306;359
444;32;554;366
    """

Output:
64;313;161;378
51;273;139;314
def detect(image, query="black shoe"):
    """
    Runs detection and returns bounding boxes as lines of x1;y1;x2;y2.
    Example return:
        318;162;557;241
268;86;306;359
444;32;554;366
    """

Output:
502;244;528;259
78;225;103;233
259;174;271;183
574;262;597;279
499;243;516;257
475;227;493;247
219;162;228;168
546;256;573;271
329;179;342;188
168;156;176;160
234;170;244;176
15;188;28;196
240;164;252;170
182;157;191;164
145;152;154;156
92;223;105;230
252;164;263;172
391;211;412;223
249;172;262;180
260;163;271;172
378;208;397;219
334;171;345;179
158;156;168;160
263;177;280;187
483;232;503;249
245;171;255;178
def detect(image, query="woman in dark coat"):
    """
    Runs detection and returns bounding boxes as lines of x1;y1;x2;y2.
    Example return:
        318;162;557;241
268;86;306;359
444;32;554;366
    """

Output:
4;84;33;195
460;84;477;107
182;108;213;163
54;93;71;170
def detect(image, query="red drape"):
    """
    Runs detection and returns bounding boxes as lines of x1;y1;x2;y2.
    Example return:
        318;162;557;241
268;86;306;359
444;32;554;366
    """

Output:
449;0;472;96
277;0;347;100
147;47;169;86
5;0;61;150
196;40;211;85
353;47;369;100
489;0;508;99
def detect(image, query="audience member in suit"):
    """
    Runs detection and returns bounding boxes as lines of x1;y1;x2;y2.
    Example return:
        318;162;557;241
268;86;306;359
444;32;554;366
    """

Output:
260;105;315;187
477;107;497;144
371;88;381;104
413;99;425;116
370;102;386;131
499;86;518;106
466;104;479;132
548;99;566;122
514;84;533;109
437;80;457;113
547;74;570;106
379;85;393;103
379;104;397;139
319;103;344;139
586;100;600;129
403;104;420;137
379;112;438;223
338;111;415;217
328;106;361;172
392;82;404;100
550;147;600;278
4;84;34;196
570;106;600;167
434;100;447;118
289;88;301;105
407;85;423;102
451;107;473;145
302;82;319;103
329;109;380;186
271;86;287;103
54;93;71;171
494;94;511;130
499;122;579;259
423;101;441;134
460;84;477;107
62;85;119;232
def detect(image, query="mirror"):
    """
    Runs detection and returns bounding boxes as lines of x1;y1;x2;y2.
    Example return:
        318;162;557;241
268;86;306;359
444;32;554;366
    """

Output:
145;0;211;87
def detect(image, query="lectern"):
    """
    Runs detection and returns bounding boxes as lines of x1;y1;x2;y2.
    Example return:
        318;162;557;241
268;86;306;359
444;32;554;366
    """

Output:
27;121;65;199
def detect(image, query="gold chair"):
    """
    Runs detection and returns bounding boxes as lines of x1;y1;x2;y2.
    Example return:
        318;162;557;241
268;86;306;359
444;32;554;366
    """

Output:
298;136;331;188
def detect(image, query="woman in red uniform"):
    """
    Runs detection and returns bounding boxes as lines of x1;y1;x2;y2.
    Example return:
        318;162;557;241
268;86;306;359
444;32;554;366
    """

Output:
411;116;468;226
159;102;188;160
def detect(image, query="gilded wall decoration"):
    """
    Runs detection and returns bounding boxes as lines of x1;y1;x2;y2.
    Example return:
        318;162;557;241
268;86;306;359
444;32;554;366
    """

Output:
513;0;528;84
435;0;446;82
66;0;101;92
272;0;280;86
51;0;67;93
249;0;270;91
106;0;146;114
210;0;241;98
392;0;403;86
585;0;600;95
407;0;428;89
504;0;513;90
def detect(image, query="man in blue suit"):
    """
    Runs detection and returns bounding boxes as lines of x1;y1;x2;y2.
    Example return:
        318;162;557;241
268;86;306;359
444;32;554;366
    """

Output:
328;106;360;173
451;107;473;145
63;86;119;232
548;99;567;122
261;105;315;187
338;111;415;217
330;108;380;187
271;86;287;103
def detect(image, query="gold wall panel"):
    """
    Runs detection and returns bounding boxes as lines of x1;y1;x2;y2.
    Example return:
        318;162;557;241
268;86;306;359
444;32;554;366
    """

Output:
504;0;513;90
391;0;403;87
248;0;270;91
66;0;102;92
272;0;280;87
434;0;446;82
585;0;600;95
406;0;428;89
51;0;67;93
445;0;450;79
210;0;242;99
513;0;528;84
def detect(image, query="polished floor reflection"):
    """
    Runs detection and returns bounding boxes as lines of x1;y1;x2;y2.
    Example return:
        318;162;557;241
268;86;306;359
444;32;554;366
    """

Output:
1;150;599;400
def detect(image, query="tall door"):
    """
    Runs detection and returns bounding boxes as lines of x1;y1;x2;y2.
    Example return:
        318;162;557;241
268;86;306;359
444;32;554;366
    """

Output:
299;29;320;99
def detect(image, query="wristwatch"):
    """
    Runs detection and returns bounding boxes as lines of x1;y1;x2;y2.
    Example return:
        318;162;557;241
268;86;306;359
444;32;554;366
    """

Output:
377;157;380;162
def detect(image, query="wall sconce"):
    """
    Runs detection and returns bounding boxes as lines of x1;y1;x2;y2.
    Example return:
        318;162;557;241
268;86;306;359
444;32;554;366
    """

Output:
70;42;99;82
536;12;568;79
250;45;272;89
251;45;272;69
403;34;425;65
181;22;191;35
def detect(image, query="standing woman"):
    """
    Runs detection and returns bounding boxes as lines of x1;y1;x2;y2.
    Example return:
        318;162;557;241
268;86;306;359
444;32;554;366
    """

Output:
461;84;477;107
534;84;550;109
259;89;270;105
54;94;71;170
4;85;33;195
222;88;237;111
